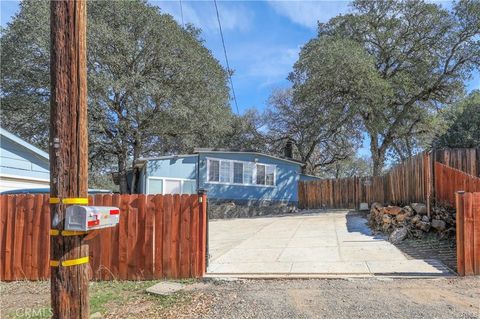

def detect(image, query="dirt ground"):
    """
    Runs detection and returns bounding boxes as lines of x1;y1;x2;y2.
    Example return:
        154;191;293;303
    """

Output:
1;277;479;319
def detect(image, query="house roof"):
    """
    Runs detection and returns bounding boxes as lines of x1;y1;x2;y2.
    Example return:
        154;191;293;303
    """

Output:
134;149;304;168
0;127;49;161
193;148;305;165
135;154;197;168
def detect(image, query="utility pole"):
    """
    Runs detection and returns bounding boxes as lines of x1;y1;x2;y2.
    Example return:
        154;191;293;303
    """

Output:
50;1;89;318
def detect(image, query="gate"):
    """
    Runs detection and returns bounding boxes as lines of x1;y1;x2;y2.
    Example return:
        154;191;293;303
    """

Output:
455;192;480;276
0;193;207;281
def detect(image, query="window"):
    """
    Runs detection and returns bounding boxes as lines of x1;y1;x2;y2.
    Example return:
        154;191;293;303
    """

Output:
266;165;275;186
233;162;243;184
147;178;196;195
164;180;181;194
182;180;196;194
148;179;163;194
206;158;275;187
220;161;231;183
256;164;266;185
244;162;254;184
208;160;219;182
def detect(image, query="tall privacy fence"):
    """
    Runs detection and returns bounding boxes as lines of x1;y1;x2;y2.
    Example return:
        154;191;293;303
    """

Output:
0;194;207;281
455;192;480;276
298;148;480;210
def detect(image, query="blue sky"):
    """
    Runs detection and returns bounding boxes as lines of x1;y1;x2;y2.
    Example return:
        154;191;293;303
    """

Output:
1;0;479;156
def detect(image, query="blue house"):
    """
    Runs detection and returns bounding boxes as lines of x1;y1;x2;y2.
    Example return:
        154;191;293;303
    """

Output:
133;148;308;206
0;128;50;192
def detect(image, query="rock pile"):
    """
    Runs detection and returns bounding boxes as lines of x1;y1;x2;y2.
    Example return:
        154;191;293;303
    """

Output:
368;202;456;243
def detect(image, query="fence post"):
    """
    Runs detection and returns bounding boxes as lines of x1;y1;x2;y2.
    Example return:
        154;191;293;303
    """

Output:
456;191;465;276
424;151;431;217
197;189;208;276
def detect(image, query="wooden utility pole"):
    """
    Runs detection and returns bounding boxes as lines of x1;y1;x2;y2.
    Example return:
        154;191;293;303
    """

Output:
50;1;89;318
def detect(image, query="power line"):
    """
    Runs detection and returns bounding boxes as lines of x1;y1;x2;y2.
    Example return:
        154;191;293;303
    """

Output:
179;0;184;28
213;0;240;114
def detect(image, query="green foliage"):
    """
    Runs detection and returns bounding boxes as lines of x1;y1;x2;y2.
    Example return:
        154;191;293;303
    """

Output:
298;0;480;174
1;0;234;191
433;90;480;148
266;85;361;175
265;37;387;174
316;155;373;179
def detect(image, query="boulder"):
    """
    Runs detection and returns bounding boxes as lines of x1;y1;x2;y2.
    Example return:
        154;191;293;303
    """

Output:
416;221;431;232
411;215;421;225
382;223;392;233
402;205;414;216
411;203;427;215
383;214;393;224
431;219;446;231
371;202;383;214
389;227;408;243
421;215;430;223
384;206;402;215
395;214;406;223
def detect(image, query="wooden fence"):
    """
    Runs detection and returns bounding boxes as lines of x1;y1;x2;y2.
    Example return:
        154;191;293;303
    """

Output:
298;177;359;209
455;192;480;276
299;152;428;209
433;148;479;177
0;193;207;281
435;162;480;206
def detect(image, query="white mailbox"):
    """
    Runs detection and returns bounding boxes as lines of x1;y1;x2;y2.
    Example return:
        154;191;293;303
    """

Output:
65;206;120;231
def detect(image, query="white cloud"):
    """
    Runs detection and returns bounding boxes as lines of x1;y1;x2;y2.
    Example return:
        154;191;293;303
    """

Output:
152;1;254;33
267;0;351;29
232;44;301;88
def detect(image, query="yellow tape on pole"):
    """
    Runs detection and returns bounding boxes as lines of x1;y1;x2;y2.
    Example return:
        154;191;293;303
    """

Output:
49;197;61;204
50;256;89;267
62;198;89;205
50;229;87;236
62;230;88;236
50;229;60;236
49;197;89;205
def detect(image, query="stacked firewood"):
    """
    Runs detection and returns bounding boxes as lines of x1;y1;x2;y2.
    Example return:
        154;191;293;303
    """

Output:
368;202;456;243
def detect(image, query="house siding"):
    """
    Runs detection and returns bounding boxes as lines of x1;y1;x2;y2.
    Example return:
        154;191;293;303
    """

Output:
138;152;302;204
143;156;197;194
0;137;49;181
198;152;301;204
0;130;50;191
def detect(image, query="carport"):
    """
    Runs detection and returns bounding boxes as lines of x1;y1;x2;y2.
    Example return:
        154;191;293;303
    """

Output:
207;211;452;276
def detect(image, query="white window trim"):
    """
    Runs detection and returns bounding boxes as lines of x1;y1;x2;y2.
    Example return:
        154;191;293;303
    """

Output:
146;176;196;195
205;157;276;188
207;159;220;182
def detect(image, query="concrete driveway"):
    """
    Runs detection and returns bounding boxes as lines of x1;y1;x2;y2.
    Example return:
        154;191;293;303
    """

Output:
207;211;452;276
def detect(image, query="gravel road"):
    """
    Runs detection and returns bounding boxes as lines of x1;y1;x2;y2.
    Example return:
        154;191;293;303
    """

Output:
196;277;480;319
2;277;479;318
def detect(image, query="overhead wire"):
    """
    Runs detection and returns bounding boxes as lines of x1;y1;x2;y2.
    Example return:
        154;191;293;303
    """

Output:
179;0;185;28
213;0;240;114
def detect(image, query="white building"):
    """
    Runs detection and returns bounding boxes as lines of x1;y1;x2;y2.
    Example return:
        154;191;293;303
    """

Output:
0;128;49;192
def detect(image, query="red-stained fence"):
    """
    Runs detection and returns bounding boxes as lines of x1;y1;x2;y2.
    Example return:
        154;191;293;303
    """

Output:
434;162;480;207
0;193;207;281
455;192;480;276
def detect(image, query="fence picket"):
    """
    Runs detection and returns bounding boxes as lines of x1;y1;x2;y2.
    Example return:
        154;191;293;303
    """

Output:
0;193;206;281
299;152;479;209
456;192;480;276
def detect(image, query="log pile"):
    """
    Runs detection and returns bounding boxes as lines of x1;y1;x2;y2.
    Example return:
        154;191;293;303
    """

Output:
368;202;455;243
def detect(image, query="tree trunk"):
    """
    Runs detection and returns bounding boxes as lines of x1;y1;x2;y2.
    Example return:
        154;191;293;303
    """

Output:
118;152;129;194
370;135;386;176
129;135;142;194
